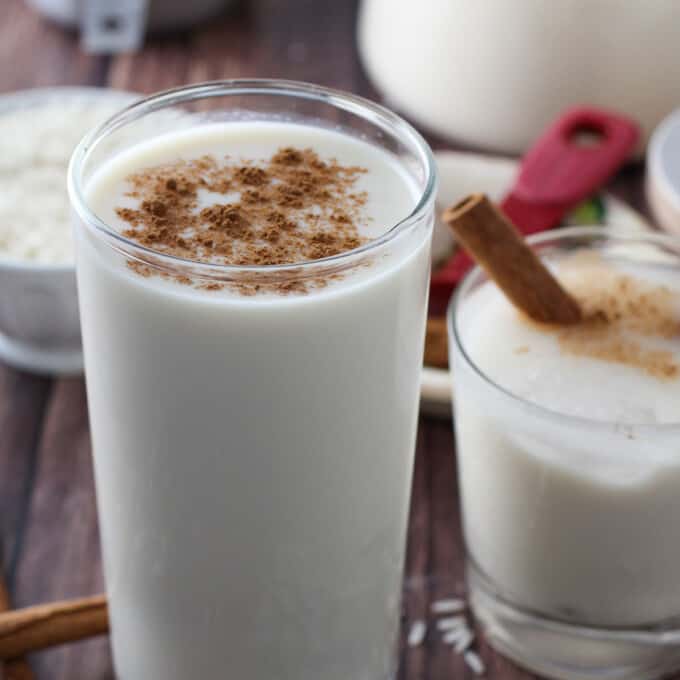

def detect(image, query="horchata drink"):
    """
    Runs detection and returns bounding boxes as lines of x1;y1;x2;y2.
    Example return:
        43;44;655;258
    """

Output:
448;227;680;680
68;81;435;680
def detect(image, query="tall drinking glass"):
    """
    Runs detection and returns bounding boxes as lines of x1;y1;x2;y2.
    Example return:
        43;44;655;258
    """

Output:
68;80;435;679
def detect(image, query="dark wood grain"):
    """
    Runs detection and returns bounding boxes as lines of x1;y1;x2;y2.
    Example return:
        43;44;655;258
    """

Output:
12;380;110;679
425;420;467;679
0;2;107;91
400;427;430;680
0;0;655;678
0;367;51;582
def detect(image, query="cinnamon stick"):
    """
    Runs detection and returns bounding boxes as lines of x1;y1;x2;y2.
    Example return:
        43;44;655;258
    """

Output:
424;317;449;368
0;575;34;679
0;595;108;660
442;194;582;325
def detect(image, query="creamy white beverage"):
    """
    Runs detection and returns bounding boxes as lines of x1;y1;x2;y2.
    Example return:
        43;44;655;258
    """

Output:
451;238;680;678
72;99;433;680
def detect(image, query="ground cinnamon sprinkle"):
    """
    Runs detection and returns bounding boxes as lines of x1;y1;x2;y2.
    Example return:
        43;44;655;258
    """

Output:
527;255;680;380
116;147;370;294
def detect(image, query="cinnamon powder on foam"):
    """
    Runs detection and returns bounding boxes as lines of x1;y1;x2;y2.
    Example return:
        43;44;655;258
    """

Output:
115;147;370;294
521;252;680;380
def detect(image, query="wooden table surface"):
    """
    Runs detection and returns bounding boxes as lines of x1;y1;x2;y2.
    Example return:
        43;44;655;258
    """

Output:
0;1;651;678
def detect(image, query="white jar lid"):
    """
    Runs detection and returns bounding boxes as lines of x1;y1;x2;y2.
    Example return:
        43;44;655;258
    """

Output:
647;110;680;235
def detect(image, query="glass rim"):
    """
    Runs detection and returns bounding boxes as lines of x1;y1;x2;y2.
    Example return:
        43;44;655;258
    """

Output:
447;225;680;432
67;78;437;278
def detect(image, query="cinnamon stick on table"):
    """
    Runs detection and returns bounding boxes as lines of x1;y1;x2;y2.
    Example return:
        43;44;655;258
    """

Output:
0;573;34;679
0;595;108;660
442;193;582;325
424;317;449;369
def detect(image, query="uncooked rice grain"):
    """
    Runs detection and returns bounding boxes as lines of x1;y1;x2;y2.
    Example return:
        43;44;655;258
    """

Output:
407;620;426;647
464;650;485;675
442;627;467;644
453;628;475;654
436;615;467;631
431;598;466;614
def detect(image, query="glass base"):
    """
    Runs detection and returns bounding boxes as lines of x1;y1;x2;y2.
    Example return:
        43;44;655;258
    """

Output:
468;563;680;680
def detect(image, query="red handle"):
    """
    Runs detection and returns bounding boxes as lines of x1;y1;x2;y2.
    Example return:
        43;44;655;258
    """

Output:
513;107;639;205
429;107;640;315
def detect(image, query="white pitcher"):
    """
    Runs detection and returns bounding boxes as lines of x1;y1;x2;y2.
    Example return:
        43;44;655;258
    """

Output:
358;0;680;153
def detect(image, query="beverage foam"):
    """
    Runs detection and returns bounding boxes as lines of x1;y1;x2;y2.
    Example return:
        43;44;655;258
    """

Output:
459;254;680;425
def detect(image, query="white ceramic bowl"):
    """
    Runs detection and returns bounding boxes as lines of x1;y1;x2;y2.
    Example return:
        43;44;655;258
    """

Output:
0;258;82;374
0;87;138;375
647;109;680;237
